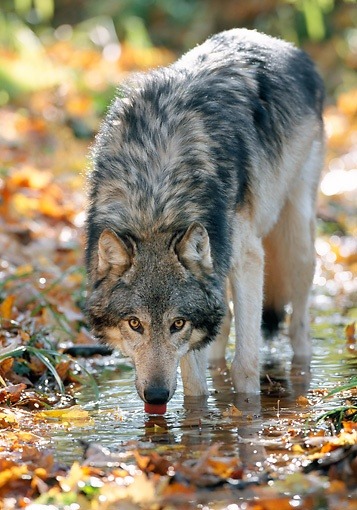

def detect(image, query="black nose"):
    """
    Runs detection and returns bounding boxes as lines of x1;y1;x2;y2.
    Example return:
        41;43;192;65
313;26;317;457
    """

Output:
144;387;169;405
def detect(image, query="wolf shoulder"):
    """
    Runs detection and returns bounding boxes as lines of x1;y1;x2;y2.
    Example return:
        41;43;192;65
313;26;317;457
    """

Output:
174;28;325;117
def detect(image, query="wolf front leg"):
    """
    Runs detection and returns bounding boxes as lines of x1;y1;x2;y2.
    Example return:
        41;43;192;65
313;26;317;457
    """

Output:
230;232;264;394
180;348;209;396
208;280;232;364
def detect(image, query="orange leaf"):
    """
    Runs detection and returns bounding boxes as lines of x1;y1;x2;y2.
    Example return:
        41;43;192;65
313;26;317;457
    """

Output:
15;116;47;136
296;395;310;407
0;465;28;489
255;497;303;510
65;94;92;117
342;421;357;433
9;167;52;190
0;295;15;320
337;89;357;117
207;457;241;478
321;442;339;454
0;358;14;378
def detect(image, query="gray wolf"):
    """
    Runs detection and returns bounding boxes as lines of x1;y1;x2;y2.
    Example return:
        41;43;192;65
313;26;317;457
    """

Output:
85;29;325;405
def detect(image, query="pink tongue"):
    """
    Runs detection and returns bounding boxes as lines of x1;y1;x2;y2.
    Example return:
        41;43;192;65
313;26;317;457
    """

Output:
144;403;167;414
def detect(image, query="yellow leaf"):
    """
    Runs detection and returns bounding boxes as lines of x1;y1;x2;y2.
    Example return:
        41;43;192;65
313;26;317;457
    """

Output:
12;193;39;216
153;423;167;433
15;264;33;277
58;461;84;491
16;431;41;442
126;472;156;504
291;444;304;454
37;405;91;423
0;411;18;426
34;467;47;479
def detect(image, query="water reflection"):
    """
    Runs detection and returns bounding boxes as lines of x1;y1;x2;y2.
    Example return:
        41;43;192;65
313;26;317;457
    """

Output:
52;321;353;469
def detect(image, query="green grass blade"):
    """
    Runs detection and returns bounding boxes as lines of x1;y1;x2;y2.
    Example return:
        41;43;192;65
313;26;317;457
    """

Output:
26;347;65;394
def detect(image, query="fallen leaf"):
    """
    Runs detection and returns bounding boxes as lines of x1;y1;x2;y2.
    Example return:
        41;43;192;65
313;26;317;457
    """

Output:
55;359;71;381
342;421;357;433
162;480;194;497
297;395;311;407
8;166;52;190
0;383;27;404
0;295;16;320
37;405;91;423
207;456;242;479
134;450;172;476
0;357;14;379
0;465;28;489
345;322;356;351
0;410;18;428
223;404;243;417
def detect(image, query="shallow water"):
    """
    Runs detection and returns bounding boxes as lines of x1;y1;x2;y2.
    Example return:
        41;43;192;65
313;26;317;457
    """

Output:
52;311;356;469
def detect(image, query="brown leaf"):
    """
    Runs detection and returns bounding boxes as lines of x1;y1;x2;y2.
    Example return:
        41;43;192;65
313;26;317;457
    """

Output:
134;450;172;476
223;404;243;417
0;383;27;404
345;322;356;351
28;355;47;376
55;359;71;381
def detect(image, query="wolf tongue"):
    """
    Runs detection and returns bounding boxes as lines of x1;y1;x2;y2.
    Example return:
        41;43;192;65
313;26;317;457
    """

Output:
144;403;167;414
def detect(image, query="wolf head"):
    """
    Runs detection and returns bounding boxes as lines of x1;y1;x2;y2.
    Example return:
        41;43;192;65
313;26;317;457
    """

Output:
86;222;225;405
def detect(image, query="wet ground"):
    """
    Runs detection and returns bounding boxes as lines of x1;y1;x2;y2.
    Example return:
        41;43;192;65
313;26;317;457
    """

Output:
52;308;356;474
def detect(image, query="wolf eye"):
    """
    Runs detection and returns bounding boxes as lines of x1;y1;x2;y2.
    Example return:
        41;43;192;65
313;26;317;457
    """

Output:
128;318;142;331
171;319;186;333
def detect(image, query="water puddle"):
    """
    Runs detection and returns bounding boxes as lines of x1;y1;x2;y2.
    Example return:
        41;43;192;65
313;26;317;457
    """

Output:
51;310;356;471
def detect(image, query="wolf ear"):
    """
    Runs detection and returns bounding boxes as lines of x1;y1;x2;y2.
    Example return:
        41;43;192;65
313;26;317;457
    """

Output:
176;222;213;276
97;229;132;277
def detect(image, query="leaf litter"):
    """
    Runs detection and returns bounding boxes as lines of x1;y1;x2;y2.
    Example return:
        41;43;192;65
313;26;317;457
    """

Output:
0;25;357;510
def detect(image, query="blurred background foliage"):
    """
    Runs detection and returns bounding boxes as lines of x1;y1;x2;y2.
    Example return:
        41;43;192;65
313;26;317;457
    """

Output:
0;0;356;107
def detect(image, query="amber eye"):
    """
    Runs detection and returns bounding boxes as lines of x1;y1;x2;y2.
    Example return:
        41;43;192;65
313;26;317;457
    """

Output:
128;318;141;331
171;319;186;332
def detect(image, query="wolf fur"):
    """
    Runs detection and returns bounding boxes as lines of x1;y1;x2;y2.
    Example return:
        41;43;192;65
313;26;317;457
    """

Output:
86;29;325;404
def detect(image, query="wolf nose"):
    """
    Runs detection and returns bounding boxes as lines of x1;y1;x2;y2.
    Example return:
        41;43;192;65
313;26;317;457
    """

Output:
144;387;169;405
